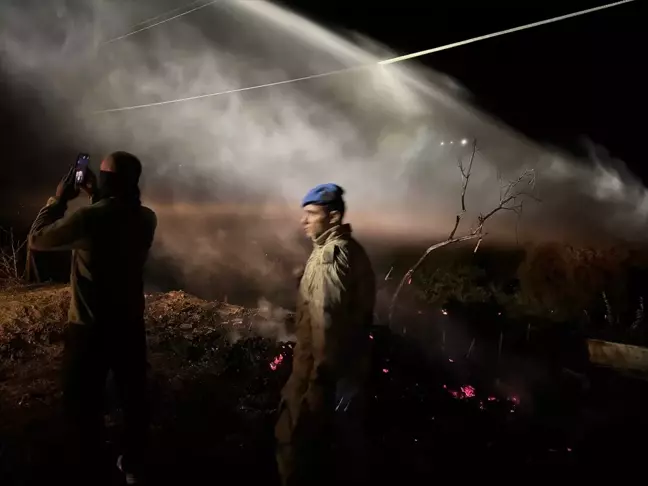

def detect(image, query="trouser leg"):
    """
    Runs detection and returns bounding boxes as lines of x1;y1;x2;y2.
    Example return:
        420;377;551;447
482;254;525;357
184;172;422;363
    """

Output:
109;325;150;472
275;400;296;486
275;390;333;486
334;392;370;485
62;325;109;479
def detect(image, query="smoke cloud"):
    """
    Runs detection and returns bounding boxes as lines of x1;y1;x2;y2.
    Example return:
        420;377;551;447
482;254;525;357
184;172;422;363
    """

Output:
1;0;646;301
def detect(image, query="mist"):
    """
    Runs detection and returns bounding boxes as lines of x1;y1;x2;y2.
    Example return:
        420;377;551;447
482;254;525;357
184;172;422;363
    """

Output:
1;0;646;301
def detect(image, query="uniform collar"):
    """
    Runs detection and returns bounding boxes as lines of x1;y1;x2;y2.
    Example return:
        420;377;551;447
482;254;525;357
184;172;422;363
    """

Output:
313;223;352;247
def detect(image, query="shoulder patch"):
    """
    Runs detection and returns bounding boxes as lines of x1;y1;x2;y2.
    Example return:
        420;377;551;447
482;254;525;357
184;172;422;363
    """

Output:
321;240;351;265
321;244;339;264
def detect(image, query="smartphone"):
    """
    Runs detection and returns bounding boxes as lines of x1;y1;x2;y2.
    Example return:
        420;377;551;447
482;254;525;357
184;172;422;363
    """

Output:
74;153;90;185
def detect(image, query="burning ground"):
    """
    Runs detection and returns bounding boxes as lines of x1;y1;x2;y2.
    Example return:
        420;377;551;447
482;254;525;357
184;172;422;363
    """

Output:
1;284;647;484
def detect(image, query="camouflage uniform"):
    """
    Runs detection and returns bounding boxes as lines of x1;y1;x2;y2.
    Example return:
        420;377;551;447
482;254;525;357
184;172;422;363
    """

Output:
275;223;376;485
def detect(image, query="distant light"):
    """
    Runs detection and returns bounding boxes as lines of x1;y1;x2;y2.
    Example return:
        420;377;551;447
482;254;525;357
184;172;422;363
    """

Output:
441;309;448;316
450;141;454;144
440;141;445;146
461;139;468;145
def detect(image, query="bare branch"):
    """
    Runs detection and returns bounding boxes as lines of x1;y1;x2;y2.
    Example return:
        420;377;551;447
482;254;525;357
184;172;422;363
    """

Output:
388;142;539;326
388;233;481;323
473;169;536;232
0;227;28;282
473;236;483;253
515;201;525;245
448;139;477;240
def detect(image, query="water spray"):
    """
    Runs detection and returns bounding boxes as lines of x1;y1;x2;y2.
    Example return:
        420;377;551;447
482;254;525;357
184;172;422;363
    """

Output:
94;0;635;114
100;0;220;46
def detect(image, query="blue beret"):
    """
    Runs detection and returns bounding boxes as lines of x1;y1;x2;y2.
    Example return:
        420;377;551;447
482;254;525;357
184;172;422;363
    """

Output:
301;183;345;208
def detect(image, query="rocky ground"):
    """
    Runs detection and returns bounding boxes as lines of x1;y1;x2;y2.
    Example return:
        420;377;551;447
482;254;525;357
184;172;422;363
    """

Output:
1;283;647;484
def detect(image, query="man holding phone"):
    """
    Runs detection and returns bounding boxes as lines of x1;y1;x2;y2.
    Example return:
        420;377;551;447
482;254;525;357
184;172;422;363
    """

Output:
29;152;157;485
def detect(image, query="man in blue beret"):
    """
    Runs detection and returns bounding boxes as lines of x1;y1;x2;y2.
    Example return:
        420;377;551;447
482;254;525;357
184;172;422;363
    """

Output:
275;183;376;485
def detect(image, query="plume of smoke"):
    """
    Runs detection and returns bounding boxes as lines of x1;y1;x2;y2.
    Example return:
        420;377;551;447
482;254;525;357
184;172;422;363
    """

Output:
256;297;295;342
1;0;646;300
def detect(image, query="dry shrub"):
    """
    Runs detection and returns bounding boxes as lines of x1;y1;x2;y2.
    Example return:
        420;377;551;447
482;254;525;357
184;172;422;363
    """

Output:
146;290;246;329
0;286;292;363
0;284;70;361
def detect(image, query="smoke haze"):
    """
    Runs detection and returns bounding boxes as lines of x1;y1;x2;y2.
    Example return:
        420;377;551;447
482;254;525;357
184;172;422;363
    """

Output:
1;0;646;300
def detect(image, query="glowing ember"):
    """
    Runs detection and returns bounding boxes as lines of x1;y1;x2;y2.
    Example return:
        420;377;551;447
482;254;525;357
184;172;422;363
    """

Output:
441;309;448;316
448;358;454;363
269;354;284;371
445;384;478;401
369;333;374;340
461;385;476;398
442;385;520;408
382;368;390;374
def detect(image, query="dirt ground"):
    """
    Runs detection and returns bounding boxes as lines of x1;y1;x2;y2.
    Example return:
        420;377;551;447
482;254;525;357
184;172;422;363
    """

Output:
1;284;648;484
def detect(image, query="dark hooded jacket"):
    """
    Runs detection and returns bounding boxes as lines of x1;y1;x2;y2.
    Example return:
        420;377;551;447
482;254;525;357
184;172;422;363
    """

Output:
29;175;157;326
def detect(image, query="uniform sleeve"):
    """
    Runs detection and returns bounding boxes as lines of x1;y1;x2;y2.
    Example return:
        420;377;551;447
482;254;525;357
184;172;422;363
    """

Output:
29;197;90;251
314;245;352;379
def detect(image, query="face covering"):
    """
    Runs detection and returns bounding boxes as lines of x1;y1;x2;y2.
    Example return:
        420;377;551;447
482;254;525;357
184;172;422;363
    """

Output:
98;170;141;204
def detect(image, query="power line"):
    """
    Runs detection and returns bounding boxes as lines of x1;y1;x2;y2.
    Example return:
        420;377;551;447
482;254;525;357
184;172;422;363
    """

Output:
96;66;365;113
95;0;634;114
378;0;634;65
127;0;205;30
101;0;219;46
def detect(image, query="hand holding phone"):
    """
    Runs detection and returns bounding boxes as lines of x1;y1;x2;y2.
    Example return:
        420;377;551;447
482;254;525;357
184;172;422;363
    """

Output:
74;153;90;186
56;164;81;202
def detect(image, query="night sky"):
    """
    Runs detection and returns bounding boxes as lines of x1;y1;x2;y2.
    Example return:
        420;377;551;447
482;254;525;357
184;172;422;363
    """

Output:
286;0;644;177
